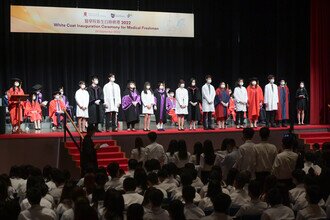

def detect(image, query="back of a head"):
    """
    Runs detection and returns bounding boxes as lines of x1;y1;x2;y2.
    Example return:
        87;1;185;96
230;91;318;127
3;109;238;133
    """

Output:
193;142;203;155
180;171;193;186
51;168;65;185
207;180;222;198
282;133;294;149
135;137;144;150
292;169;306;184
123;177;136;192
149;188;164;207
259;127;270;140
182;185;196;203
104;189;124;217
168;139;178;155
248;180;262;199
107;162;119;178
266;187;283;206
243;127;255;140
95;172;108;187
235;172;249;189
203;140;215;165
128;159;138;170
178;140;188;160
9;165;21;178
147;132;157;142
74;196;98;220
147;172;159;185
42;165;52;181
27;187;42;205
127;203;144;220
304;151;315;163
306;185;322;205
211;193;231;214
169;200;186;220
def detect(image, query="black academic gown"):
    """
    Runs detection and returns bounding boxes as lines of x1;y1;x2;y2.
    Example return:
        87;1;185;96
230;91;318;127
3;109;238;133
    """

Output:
87;85;104;124
187;86;202;121
296;88;309;111
154;89;167;124
80;135;98;175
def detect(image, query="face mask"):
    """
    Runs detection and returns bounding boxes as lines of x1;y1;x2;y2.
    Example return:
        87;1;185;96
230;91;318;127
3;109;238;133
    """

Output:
251;81;257;86
55;95;60;100
146;85;150;89
220;84;225;89
93;80;99;85
80;84;86;89
180;84;185;88
159;86;164;90
270;79;275;84
191;82;196;86
110;77;115;82
14;82;20;87
300;84;304;88
280;81;285;86
169;93;174;97
239;81;244;86
32;96;36;100
207;79;212;84
60;91;64;95
130;84;135;89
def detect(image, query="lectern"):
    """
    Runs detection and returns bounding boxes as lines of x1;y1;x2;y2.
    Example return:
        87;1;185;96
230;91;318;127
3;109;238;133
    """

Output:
9;94;29;133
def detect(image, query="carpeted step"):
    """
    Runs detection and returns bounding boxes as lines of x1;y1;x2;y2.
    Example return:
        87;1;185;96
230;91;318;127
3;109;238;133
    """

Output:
299;132;330;139
304;137;330;144
70;152;125;160
67;146;121;154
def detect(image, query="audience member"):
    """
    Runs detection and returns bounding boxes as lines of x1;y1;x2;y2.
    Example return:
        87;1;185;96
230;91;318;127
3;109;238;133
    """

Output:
144;132;166;164
130;137;146;163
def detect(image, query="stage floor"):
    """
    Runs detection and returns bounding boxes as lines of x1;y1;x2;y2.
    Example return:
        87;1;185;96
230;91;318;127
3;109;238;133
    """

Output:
0;124;329;139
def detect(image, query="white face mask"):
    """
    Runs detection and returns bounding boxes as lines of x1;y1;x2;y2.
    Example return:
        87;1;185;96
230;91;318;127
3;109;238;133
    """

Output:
146;85;150;89
32;96;36;100
251;81;257;86
239;81;244;86
300;84;304;88
60;91;64;95
280;81;285;86
191;82;196;86
220;84;225;89
110;77;115;82
14;82;20;87
270;79;275;84
80;84;86;89
207;79;212;84
159;85;164;90
130;84;135;89
55;95;60;100
180;84;185;88
169;93;174;97
93;79;99;85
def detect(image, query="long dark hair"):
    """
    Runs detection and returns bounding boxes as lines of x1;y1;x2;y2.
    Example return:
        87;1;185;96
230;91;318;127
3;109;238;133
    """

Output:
168;200;186;220
203;140;216;165
104;189;125;220
193;142;203;165
74;197;98;220
134;137;144;156
143;82;152;94
59;180;76;205
178;140;188;160
167;140;178;156
134;168;148;193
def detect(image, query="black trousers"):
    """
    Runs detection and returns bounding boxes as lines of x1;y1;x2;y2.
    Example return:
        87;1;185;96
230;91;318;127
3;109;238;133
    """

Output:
105;112;117;131
236;111;244;125
266;110;276;126
203;112;213;128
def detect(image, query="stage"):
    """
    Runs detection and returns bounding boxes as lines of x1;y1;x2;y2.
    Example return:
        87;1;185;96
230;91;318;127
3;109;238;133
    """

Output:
0;124;329;178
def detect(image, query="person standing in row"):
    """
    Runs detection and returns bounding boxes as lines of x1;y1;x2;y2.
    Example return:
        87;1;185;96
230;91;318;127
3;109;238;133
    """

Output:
59;86;72;117
141;82;155;131
176;80;189;131
296;81;308;125
103;73;121;132
7;78;25;133
25;93;42;130
87;76;104;132
277;79;290;127
247;78;264;128
187;78;201;130
234;78;248;129
202;75;216;130
75;81;89;133
215;82;230;129
154;82;167;131
264;75;279;127
122;81;141;131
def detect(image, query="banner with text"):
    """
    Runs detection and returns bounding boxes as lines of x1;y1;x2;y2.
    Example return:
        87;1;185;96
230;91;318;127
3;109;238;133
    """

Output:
10;5;194;38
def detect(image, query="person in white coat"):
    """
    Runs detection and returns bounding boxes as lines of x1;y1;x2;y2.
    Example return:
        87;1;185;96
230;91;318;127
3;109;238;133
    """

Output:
103;73;121;132
201;75;216;130
141;82;155;131
233;78;248;128
264;75;279;127
75;81;89;133
176;79;189;131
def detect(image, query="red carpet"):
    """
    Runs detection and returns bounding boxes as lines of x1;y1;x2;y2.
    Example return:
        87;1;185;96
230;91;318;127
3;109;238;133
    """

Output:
298;131;330;149
65;139;128;171
1;124;329;139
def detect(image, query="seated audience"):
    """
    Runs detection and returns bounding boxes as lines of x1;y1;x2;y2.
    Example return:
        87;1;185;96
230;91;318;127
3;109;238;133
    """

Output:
143;188;170;220
105;162;123;191
200;140;216;184
122;177;144;209
127;203;144;220
219;139;239;181
182;185;205;219
189;141;203;166
302;151;322;176
144;132;166;164
174;140;191;169
168;199;186;220
201;193;232;220
100;189;125;220
130;137;146;163
229;171;250;208
166;140;178;164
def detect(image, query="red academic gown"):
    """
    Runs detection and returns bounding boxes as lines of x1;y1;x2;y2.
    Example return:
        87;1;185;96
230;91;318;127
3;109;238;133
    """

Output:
215;88;230;121
49;99;66;126
276;86;290;120
228;97;236;121
7;87;25;127
25;100;42;122
247;85;264;120
167;97;178;123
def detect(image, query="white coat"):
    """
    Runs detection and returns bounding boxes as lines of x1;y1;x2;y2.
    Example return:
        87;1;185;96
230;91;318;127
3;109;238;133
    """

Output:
233;86;248;112
75;89;89;118
202;83;216;112
264;83;279;111
141;90;155;114
175;88;189;115
103;82;121;113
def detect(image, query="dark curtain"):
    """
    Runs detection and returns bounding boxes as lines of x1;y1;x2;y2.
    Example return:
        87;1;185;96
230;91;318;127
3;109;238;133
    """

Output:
310;0;330;124
1;0;310;122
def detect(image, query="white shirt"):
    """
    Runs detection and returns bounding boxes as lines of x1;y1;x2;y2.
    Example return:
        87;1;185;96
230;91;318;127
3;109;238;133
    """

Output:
143;207;170;220
172;187;201;203
104;178;123;191
123;191;144;209
233;86;248;112
144;142;166;163
56;202;71;219
165;152;176;164
20;197;53;211
303;162;321;176
235;199;268;217
184;203;205;220
289;184;305;205
198;197;213;210
49;184;64;205
234;140;256;175
230;188;251;207
130;148;146;162
272;149;298;180
75;89;89;118
141;90;155;114
201;212;233;220
261;204;294;220
264;83;279;111
103;81;121;112
296;204;327;220
18;205;56;220
254;142;278;172
158;179;178;193
61;208;74;220
10;177;24;191
201;83;216;112
175;87;189;115
173;152;191;168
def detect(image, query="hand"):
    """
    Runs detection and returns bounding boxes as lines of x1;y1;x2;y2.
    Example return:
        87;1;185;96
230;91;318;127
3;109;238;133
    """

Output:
103;103;108;108
132;101;137;106
154;106;157;110
180;104;184;108
209;101;213;104
194;102;198;106
42;101;48;106
95;100;101;105
117;104;121;108
259;102;263;107
94;143;101;150
147;105;151;109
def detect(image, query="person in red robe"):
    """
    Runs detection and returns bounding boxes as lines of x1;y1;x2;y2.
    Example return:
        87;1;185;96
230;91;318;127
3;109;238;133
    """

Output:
215;82;230;129
166;90;178;124
25;93;42;130
7;78;25;132
247;78;264;128
276;79;290;127
228;89;236;125
49;91;66;130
